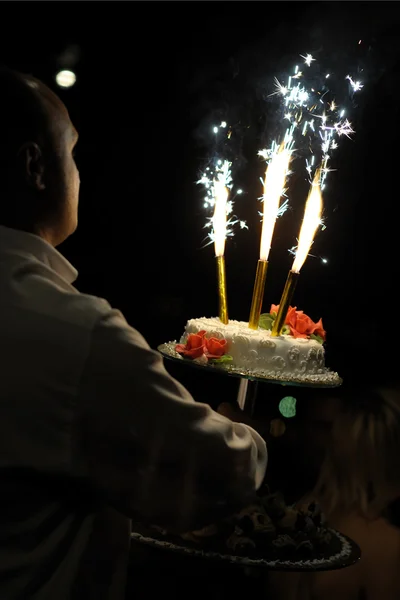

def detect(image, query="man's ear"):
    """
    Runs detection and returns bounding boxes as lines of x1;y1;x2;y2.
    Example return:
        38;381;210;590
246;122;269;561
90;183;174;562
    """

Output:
16;142;46;191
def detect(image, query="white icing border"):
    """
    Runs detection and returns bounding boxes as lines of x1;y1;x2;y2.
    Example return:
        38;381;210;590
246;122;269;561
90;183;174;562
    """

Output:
159;342;342;387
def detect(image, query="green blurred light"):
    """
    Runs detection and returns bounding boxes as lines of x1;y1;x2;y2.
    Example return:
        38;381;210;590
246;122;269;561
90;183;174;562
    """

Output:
279;396;297;418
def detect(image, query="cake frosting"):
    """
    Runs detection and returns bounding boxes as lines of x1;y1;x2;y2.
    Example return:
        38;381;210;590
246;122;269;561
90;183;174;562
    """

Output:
175;311;341;386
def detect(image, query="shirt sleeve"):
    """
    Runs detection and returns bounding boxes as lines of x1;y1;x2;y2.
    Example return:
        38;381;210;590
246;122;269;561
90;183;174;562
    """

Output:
77;309;267;531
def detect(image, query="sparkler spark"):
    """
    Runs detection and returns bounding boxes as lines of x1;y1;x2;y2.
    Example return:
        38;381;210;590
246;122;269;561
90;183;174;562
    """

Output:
212;179;229;257
271;77;288;97
300;53;315;67
259;146;292;262
268;52;363;192
292;169;323;273
346;75;363;92
198;149;247;247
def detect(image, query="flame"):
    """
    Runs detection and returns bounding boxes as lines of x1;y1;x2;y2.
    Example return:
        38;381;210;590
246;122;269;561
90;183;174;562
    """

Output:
212;180;229;257
292;169;323;273
260;146;291;261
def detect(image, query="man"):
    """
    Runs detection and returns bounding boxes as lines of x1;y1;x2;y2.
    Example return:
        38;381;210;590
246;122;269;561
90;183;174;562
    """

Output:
0;68;267;600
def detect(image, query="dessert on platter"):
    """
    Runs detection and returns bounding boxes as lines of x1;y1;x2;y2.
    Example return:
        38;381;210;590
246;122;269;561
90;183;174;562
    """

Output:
164;304;341;386
131;487;359;570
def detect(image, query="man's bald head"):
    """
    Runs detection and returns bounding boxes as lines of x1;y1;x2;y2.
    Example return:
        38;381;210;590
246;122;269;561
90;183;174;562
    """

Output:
0;67;80;245
0;69;52;160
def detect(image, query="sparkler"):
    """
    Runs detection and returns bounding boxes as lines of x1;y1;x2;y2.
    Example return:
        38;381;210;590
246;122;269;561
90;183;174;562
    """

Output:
269;52;362;191
272;168;323;336
198;159;247;247
197;124;247;324
199;160;231;324
248;145;291;329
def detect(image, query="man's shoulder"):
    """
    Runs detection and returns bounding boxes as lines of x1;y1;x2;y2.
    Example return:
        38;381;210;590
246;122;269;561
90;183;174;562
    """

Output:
57;290;113;331
0;252;114;336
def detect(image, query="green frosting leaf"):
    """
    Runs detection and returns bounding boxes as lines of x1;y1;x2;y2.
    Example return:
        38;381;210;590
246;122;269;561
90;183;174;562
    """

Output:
259;313;274;330
209;354;233;364
282;324;291;335
311;334;324;344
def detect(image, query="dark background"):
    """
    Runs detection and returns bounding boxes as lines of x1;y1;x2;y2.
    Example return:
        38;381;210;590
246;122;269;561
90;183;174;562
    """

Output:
1;1;399;401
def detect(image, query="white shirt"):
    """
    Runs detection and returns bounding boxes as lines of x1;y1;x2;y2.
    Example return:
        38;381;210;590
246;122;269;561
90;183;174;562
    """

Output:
0;225;267;600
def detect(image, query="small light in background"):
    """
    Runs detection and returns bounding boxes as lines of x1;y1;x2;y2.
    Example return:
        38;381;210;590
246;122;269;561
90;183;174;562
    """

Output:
237;189;243;194
321;257;328;264
55;70;76;89
279;396;297;418
270;418;286;437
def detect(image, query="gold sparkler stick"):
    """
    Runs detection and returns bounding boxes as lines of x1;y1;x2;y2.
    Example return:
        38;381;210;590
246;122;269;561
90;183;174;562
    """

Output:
271;270;299;335
249;146;291;330
272;168;323;337
216;255;228;324
249;260;268;329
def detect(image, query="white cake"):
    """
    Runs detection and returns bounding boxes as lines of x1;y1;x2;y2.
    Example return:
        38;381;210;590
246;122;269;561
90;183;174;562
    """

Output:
177;317;340;385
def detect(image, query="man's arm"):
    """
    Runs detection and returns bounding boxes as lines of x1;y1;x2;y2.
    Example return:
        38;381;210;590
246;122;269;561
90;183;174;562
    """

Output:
77;310;267;531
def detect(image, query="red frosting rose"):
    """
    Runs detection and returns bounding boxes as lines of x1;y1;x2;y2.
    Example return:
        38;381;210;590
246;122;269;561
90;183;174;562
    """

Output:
176;331;230;361
204;337;228;358
270;305;326;341
312;318;326;340
176;330;206;358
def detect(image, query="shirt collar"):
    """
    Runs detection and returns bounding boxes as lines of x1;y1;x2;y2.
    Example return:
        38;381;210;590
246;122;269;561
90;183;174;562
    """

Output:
0;225;78;284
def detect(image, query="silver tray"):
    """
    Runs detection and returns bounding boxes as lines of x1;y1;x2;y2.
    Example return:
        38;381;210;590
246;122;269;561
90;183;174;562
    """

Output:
131;524;360;572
